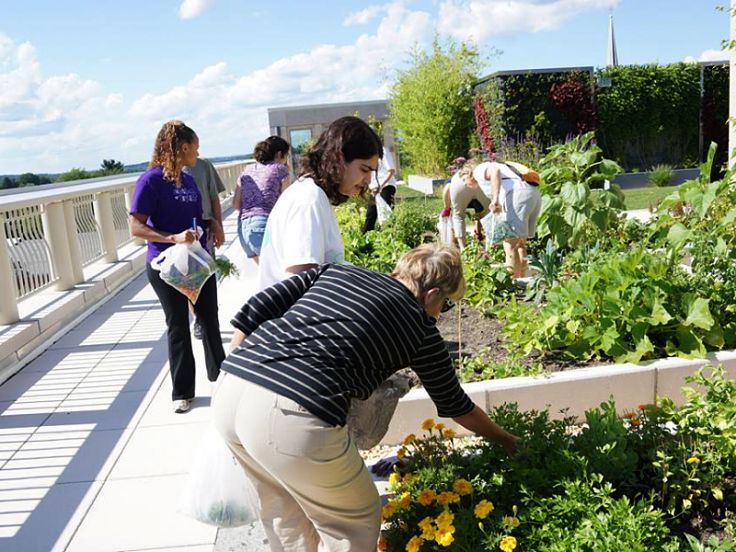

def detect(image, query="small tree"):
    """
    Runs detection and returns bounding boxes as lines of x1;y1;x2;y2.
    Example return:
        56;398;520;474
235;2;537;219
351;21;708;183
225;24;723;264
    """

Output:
56;168;92;182
100;159;125;175
389;38;481;176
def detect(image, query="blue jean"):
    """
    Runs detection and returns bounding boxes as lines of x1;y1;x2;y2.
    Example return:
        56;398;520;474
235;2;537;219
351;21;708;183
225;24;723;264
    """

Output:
238;215;268;258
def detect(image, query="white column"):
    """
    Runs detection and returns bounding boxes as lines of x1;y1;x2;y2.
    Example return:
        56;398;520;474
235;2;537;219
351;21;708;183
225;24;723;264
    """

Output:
43;202;76;291
730;0;736;168
0;214;20;324
62;200;84;284
94;192;119;263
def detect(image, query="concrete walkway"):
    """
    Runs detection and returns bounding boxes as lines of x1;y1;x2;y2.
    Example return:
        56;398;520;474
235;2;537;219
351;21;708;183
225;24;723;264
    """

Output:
0;212;274;552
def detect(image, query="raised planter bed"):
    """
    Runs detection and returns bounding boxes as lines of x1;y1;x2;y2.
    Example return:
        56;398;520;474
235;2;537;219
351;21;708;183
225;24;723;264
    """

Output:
407;174;447;195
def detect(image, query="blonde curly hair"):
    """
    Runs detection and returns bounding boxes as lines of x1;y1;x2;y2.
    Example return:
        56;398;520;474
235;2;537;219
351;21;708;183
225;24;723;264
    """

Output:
149;120;197;184
391;243;466;302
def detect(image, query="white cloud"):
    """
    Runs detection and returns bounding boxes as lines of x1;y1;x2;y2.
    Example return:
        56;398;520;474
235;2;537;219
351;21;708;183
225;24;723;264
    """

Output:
344;5;386;26
684;49;729;63
437;0;619;41
178;0;214;20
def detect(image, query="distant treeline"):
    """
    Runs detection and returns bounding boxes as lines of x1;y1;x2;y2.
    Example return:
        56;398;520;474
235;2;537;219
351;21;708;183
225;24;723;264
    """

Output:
1;154;251;189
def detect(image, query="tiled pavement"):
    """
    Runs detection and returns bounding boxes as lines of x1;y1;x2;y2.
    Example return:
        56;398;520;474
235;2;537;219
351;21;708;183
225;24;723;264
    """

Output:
0;213;271;552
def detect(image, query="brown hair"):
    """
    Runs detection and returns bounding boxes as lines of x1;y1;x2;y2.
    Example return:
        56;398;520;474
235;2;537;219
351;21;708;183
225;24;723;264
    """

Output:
298;116;383;205
457;158;479;182
392;243;466;302
254;136;290;163
149;120;197;184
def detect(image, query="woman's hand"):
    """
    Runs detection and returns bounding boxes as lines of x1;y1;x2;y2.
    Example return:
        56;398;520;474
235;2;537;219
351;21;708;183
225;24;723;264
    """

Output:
491;200;502;214
500;432;521;457
172;229;198;244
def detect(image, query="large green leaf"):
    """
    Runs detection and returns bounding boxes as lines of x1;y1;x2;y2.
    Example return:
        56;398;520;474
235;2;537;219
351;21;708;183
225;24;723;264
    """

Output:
560;182;588;206
650;298;673;326
684;297;714;330
666;223;691;249
672;326;707;358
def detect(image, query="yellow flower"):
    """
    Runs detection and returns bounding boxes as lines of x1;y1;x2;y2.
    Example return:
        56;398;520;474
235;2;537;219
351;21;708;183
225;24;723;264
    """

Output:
377;536;387;551
418;517;436;540
687;456;700;465
435;422;446;431
453;478;473;496
381;502;396;521
405;535;423;552
499;535;517;552
403;433;417;445
443;428;456;439
417;488;436;506
421;418;435;431
474;499;494;519
504;516;520;527
436;491;460;505
435;526;455;547
435;510;455;529
388;472;402;489
398;491;412;509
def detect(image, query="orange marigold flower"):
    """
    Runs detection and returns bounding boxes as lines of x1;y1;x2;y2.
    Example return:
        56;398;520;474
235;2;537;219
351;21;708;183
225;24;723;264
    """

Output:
421;418;435;431
638;404;650;410
499;535;517;552
629;419;641;427
419;517;436;540
435;526;455;547
623;411;636;419
474;499;494;519
398;491;412;509
443;428;457;439
405;535;423;552
435;422;446;431
417;489;436;506
388;472;402;489
453;478;473;495
418;516;434;531
381;502;396;521
397;447;407;460
504;516;520;527
403;433;417;445
403;473;414;483
436;491;460;505
377;536;387;551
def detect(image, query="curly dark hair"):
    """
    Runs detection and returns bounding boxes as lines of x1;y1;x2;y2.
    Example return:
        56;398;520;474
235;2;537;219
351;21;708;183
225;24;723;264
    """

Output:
254;136;290;163
298;116;383;205
149;120;197;184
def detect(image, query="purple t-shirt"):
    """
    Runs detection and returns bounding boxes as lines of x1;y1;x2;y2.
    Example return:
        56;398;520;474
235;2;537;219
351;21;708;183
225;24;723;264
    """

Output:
239;162;289;219
129;166;206;263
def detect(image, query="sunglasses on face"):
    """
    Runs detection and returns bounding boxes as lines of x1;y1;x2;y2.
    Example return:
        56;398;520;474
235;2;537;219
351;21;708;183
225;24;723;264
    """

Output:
441;299;455;313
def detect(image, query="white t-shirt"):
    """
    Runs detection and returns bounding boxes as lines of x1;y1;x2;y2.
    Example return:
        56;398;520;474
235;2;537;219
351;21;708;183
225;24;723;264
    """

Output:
370;147;397;193
472;162;522;196
258;177;344;290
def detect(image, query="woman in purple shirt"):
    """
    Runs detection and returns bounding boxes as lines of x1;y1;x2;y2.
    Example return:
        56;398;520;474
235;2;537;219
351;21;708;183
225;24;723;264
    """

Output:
233;136;290;264
128;120;225;414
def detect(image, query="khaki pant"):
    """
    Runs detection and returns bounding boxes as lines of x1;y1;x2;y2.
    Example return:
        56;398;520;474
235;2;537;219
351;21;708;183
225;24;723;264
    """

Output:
212;374;381;552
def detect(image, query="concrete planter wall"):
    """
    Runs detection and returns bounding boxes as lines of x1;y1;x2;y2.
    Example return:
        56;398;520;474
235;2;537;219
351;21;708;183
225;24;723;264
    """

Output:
407;175;447;195
380;349;736;445
612;168;699;190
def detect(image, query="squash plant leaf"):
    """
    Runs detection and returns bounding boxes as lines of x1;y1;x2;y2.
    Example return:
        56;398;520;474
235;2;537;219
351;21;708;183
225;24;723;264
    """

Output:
684;297;714;330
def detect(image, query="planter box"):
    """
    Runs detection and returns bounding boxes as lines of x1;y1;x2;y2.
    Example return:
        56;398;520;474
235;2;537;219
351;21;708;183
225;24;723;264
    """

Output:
407;174;447;195
612;168;699;190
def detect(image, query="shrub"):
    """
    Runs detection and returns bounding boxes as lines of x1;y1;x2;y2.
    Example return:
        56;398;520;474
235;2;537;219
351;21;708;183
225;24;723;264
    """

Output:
649;164;675;187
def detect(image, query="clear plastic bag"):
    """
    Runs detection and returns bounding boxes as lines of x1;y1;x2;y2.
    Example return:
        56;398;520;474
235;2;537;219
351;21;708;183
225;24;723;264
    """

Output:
177;425;259;527
151;232;215;303
481;211;517;246
376;194;392;225
437;215;454;245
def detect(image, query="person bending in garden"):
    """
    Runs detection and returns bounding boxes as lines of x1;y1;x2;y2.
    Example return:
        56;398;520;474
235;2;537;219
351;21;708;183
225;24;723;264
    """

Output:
212;243;520;552
474;160;542;278
129;120;225;414
446;159;490;249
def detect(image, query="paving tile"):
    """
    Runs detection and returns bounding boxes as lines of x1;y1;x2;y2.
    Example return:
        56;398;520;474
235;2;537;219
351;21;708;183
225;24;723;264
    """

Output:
43;390;149;431
65;475;217;552
109;422;208;479
19;349;106;374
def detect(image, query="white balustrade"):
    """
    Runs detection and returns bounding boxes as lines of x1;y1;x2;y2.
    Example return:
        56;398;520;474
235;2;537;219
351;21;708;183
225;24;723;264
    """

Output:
0;160;250;324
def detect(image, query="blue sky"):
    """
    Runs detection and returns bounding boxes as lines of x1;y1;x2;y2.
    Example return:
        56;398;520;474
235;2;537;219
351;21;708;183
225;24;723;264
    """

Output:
0;0;729;174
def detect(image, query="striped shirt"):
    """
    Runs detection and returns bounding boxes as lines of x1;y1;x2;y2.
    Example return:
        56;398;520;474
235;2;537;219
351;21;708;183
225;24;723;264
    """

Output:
222;264;474;427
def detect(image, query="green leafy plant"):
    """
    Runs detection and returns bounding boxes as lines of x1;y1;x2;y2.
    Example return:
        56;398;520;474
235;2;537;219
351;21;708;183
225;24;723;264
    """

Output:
649;164;675;187
457;348;542;383
525;238;563;303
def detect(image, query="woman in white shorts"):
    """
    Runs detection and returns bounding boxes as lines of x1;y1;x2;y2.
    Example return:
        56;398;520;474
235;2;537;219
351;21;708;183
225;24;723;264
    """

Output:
473;161;542;278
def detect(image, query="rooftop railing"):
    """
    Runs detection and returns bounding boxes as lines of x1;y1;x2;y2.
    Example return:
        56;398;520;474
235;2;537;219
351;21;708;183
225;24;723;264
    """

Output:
0;160;250;324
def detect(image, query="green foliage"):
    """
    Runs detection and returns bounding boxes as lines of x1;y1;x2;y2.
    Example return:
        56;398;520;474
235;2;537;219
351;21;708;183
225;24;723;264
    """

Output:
595;63;701;170
525;238;563;304
536;132;625;250
56;167;93;182
460;241;515;314
457;348;542;383
649;164;674;187
17;172;52;186
389;38;481;176
100;159;125;175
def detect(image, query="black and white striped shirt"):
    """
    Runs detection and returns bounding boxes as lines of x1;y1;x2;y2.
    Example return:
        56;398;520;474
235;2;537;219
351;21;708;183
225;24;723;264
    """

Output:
222;264;474;427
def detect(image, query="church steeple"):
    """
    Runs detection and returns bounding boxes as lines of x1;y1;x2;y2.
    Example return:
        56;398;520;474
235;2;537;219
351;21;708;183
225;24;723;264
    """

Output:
607;11;619;67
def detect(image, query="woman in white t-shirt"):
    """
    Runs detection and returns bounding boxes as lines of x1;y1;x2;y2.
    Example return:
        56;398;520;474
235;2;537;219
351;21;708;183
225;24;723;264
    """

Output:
258;116;382;289
362;145;397;233
473;161;542;278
